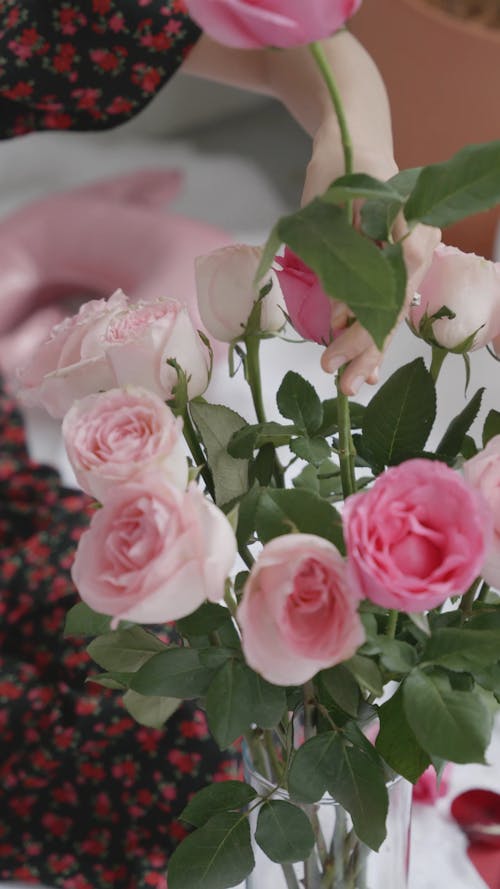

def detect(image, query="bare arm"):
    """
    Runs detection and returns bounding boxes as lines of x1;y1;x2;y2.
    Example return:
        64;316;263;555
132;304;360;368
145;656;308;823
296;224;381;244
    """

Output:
183;32;440;394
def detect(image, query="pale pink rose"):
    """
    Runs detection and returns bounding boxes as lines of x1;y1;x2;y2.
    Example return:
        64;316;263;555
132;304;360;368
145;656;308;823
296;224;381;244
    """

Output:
410;244;500;351
72;476;237;623
62;386;188;502
413;764;452;805
195;244;285;343
86;297;210;401
344;459;490;613
275;248;346;345
237;534;364;686
16;290;127;417
186;0;362;49
463;436;500;590
16;290;210;417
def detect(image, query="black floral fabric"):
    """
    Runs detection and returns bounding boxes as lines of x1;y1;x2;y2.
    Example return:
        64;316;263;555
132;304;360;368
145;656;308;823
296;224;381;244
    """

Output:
0;0;201;138
0;380;240;888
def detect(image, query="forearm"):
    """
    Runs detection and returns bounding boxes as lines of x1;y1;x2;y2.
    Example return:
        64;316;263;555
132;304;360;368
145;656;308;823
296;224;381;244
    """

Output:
183;30;394;163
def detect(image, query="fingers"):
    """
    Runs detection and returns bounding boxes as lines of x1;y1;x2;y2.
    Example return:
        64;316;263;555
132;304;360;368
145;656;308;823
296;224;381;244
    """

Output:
321;321;382;396
393;218;442;299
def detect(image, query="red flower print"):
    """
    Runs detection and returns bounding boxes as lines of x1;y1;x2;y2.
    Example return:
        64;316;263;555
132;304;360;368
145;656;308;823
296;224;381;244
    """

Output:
92;0;111;13
2;81;33;100
43;111;72;129
132;63;162;93
106;96;133;115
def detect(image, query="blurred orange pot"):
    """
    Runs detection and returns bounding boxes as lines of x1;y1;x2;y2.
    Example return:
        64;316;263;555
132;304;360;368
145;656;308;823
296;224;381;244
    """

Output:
351;0;500;256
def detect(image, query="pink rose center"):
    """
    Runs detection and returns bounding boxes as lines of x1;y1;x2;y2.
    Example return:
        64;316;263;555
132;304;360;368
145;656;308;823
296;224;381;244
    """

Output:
389;534;442;579
104;495;178;579
283;558;341;655
105;303;176;344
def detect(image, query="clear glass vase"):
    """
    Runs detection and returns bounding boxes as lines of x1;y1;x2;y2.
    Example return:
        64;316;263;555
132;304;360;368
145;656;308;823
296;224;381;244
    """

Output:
244;746;412;889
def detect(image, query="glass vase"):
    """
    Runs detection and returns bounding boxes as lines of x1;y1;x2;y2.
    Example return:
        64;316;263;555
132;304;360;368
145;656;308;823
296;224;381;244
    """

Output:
244;746;412;889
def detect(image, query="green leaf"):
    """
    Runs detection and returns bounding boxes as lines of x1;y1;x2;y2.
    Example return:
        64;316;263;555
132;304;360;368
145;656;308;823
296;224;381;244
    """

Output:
252;487;344;552
255;800;314;863
344;655;384;697
190;402;249;508
319;665;360;717
423;628;500;672
255;224;282;283
247;672;286;729
122;689;179;728
130;648;212;699
276;371;323;434
290;435;331;465
405;141;500;227
289;727;388;850
324;173;401;206
87;671;133;690
277;200;402;349
376;686;430;783
228;422;297;458
206;660;255;748
370;638;418;674
360;358;436;466
87;626;165;673
167;812;254;889
483;409;500;447
437;388;485;460
361;167;422;240
181;782;257;828
64;602;111;637
403;668;493;763
177;603;232;638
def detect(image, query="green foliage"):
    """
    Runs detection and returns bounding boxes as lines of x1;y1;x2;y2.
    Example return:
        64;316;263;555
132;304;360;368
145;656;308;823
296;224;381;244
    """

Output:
376;687;430;783
87;626;166;673
359;358;436;468
190;402;249;507
255;800;315;863
181;782;257;828
437;388;485;460
64;602;112;637
122;689;179;728
403;669;493;763
483;409;500;446
167;812;255;889
130;647;214;699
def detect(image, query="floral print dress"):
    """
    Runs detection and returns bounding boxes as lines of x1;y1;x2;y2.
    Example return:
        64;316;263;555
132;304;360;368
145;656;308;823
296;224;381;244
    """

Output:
0;378;240;887
0;0;201;138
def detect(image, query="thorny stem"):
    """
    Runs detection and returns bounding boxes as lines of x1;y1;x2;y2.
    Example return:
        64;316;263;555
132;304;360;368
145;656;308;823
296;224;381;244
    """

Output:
244;335;285;487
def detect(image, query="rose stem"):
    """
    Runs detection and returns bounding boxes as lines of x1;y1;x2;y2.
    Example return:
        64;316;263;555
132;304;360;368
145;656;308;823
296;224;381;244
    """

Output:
309;40;356;498
244;333;285;487
430;345;447;383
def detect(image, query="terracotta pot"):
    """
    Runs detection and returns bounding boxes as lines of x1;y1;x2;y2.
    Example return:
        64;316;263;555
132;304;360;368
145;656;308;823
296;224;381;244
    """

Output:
350;0;500;256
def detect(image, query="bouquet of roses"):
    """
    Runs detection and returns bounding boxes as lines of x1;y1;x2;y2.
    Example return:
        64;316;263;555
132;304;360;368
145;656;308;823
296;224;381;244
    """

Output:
16;2;500;888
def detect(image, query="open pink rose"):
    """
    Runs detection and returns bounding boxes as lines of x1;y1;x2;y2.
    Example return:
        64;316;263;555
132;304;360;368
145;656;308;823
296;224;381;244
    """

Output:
343;459;490;613
237;534;364;686
62;386;188;502
463;436;500;590
16;290;127;417
195;244;285;342
275;248;347;345
187;0;361;50
410;244;500;351
16;290;210;417
72;475;237;624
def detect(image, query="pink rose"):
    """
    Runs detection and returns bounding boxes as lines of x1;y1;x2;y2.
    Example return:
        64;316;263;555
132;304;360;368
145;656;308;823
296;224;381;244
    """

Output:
344;459;490;613
16;290;127;417
86;296;210;402
463;436;500;590
410;244;500;351
195;244;285;343
62;386;188;502
186;0;361;49
72;475;237;623
275;248;345;345
16;290;211;417
237;534;364;686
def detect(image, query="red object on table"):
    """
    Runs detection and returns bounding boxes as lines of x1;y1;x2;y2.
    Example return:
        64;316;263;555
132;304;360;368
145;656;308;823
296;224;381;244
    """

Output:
451;790;500;889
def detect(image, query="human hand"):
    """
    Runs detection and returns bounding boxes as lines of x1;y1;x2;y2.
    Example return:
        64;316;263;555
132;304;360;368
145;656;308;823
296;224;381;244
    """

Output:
302;124;441;396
